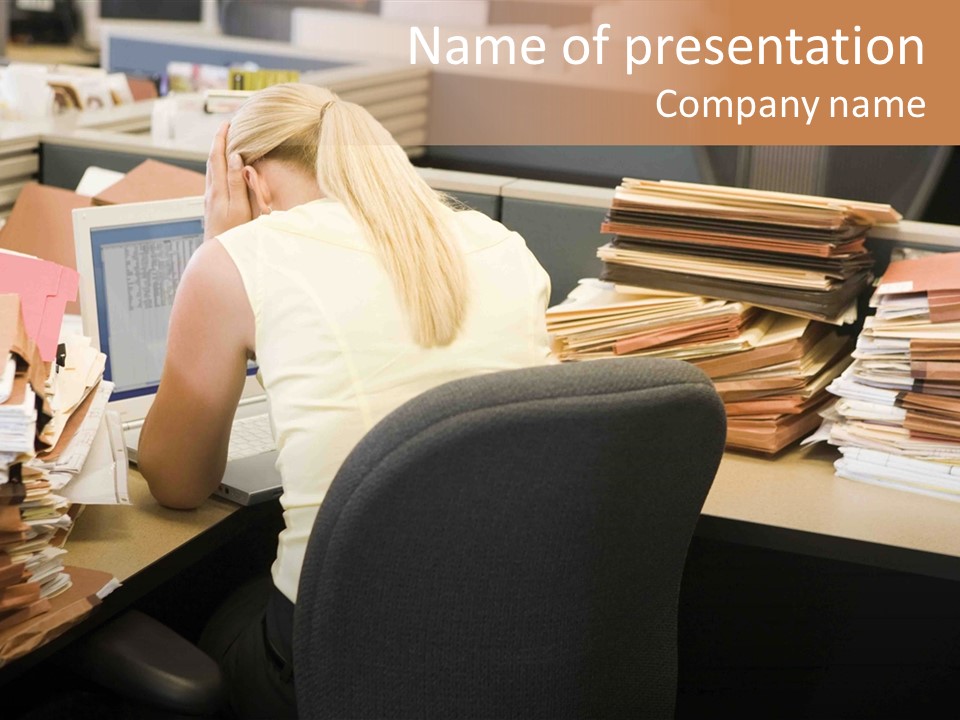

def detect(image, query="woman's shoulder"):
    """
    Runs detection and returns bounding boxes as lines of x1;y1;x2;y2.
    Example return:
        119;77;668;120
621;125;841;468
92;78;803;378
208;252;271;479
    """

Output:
449;209;521;254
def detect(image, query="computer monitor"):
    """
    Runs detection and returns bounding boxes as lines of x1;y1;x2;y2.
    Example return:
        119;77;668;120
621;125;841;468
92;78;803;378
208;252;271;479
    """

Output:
99;0;203;22
100;0;203;22
73;197;261;426
74;197;204;401
80;0;219;49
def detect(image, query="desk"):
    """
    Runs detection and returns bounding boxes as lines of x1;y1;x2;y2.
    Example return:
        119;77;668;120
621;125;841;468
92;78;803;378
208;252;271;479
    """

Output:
5;42;100;67
3;439;960;684
703;444;960;582
67;470;237;582
0;470;273;683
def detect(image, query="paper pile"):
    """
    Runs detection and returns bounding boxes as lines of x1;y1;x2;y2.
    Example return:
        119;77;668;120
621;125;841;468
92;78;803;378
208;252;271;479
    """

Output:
32;338;127;506
0;294;72;630
0;249;124;641
598;179;899;325
0;63;136;120
815;252;960;500
547;280;852;453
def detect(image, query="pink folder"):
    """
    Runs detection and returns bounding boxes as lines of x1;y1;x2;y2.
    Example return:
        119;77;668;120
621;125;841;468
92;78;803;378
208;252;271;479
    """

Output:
0;253;79;362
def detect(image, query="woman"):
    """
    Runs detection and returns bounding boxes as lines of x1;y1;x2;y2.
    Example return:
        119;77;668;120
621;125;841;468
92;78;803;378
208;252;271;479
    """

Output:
137;83;552;718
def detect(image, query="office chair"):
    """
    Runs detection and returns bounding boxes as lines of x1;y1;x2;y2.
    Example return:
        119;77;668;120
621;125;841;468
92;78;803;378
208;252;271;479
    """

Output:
66;358;725;719
295;358;725;719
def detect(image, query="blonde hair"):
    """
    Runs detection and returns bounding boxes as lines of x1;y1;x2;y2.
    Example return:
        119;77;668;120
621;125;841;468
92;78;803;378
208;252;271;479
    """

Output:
227;83;467;348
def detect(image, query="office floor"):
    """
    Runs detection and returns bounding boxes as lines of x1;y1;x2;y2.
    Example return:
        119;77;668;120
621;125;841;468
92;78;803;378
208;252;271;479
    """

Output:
8;526;960;718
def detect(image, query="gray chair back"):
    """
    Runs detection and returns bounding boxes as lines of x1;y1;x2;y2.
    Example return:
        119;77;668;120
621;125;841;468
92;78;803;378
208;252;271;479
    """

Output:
294;359;726;719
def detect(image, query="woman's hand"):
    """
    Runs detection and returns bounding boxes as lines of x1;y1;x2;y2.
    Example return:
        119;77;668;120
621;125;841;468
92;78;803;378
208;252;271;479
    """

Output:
204;122;253;240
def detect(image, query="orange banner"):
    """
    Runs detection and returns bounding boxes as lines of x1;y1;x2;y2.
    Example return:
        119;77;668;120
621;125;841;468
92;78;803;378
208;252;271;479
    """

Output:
373;0;960;144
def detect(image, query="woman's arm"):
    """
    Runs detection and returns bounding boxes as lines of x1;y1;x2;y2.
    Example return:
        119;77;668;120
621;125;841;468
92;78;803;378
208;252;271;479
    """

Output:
137;240;254;509
138;122;256;509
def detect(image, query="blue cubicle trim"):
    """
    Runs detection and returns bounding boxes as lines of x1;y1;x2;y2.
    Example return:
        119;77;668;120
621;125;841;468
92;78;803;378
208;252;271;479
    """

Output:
107;36;349;76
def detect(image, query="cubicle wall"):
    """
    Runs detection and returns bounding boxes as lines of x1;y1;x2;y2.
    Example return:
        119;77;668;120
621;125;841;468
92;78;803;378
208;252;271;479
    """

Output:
416;167;511;221
31;130;960;312
104;33;348;76
422;145;712;189
41;146;205;191
500;182;612;307
0;136;41;220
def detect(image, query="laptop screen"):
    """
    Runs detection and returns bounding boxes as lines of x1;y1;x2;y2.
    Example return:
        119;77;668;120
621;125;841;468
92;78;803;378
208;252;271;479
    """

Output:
91;217;205;401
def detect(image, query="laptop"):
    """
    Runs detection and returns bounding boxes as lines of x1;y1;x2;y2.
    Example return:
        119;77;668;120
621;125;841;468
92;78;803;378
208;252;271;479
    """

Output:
73;196;282;505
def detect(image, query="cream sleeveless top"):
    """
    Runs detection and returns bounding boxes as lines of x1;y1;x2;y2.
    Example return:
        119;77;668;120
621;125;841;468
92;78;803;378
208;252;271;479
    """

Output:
217;199;552;602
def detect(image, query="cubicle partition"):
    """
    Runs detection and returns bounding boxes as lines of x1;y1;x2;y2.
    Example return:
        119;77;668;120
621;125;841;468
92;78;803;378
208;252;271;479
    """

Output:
36;119;960;312
38;57;431;191
41;144;205;191
102;29;349;76
0;128;41;219
500;180;613;307
416;167;512;219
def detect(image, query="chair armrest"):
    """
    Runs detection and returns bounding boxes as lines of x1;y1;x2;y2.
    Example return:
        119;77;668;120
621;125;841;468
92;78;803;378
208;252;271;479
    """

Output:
66;610;224;717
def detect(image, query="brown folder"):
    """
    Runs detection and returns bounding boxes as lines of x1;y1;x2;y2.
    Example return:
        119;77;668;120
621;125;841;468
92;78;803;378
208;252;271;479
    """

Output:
614;313;747;355
876;251;960;298
93;159;205;206
724;392;827;417
126;76;159;102
695;323;829;379
726;401;831;454
0;562;26;591
905;411;960;441
910;339;960;361
901;391;960;417
0;566;115;666
0;598;50;633
0;507;26;534
0;184;91;315
0;581;41;614
911;361;960;381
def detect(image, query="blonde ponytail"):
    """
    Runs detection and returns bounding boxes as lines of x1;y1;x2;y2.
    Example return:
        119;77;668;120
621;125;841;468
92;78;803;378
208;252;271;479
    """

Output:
228;83;468;348
316;100;466;347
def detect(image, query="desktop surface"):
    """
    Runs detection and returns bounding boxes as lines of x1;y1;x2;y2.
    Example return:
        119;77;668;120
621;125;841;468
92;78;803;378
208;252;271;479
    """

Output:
65;445;960;586
3;440;960;684
66;469;238;582
705;444;960;580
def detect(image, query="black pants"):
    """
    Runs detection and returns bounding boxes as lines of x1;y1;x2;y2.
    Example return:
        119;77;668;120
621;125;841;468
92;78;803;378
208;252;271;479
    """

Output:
198;576;297;720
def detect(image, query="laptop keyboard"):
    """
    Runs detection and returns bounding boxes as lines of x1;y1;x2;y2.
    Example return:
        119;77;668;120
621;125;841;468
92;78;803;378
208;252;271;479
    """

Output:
227;414;276;461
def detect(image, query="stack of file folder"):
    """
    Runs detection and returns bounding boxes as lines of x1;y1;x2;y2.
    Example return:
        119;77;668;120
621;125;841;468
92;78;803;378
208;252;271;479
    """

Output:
547;280;852;454
817;252;960;500
599;179;900;325
0;245;119;636
0;295;71;630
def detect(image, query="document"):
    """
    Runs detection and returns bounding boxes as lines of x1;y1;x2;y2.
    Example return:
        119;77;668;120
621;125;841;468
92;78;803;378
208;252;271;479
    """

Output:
547;279;852;454
0;566;119;667
598;178;895;325
815;251;960;496
60;411;129;506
